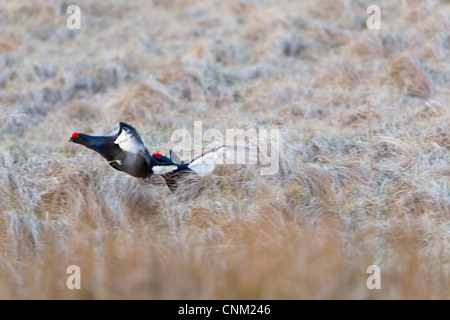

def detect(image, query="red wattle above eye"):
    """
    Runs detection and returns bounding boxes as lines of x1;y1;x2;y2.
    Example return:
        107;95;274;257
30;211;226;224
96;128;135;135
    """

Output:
72;132;79;139
152;153;162;158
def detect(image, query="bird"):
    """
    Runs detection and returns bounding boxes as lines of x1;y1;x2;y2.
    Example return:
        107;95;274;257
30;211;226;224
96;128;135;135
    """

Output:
69;121;175;180
69;121;230;193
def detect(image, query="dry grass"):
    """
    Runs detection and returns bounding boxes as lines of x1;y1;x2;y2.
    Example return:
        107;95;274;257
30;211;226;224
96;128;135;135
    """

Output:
0;0;449;299
380;53;434;99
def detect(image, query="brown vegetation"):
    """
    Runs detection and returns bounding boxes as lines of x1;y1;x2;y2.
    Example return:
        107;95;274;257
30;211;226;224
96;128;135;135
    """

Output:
0;0;449;299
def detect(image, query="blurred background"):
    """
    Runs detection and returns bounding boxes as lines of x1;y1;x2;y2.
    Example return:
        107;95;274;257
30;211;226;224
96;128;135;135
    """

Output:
0;0;449;299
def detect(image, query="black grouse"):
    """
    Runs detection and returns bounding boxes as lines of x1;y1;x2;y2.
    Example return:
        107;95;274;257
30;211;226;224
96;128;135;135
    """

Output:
69;122;174;180
69;121;228;192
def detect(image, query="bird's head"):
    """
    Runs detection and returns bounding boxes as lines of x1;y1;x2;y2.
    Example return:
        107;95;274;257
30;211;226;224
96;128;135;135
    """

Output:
69;132;84;144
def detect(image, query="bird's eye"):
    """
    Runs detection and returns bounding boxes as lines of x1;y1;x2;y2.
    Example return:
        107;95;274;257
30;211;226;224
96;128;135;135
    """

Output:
71;132;79;139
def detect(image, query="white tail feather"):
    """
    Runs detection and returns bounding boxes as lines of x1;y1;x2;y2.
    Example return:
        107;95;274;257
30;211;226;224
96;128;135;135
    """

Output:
152;165;178;175
188;145;258;175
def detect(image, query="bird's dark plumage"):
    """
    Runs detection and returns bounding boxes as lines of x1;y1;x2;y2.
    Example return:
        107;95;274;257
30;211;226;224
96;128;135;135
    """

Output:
69;122;172;179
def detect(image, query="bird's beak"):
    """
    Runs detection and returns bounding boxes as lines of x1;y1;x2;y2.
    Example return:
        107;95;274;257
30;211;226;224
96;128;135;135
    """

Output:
68;138;73;142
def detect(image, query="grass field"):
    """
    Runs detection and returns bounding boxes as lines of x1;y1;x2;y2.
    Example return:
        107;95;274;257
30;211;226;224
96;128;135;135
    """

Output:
0;0;449;299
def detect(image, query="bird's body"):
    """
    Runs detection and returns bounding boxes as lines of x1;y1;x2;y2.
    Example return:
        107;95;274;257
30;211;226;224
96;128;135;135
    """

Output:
70;122;170;179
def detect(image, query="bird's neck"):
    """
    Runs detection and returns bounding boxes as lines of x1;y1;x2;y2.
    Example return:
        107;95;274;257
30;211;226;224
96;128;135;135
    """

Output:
81;134;117;158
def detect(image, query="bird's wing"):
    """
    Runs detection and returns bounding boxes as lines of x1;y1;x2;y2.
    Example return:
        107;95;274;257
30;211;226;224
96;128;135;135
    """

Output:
187;145;258;175
187;146;228;175
152;165;179;175
114;122;148;154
